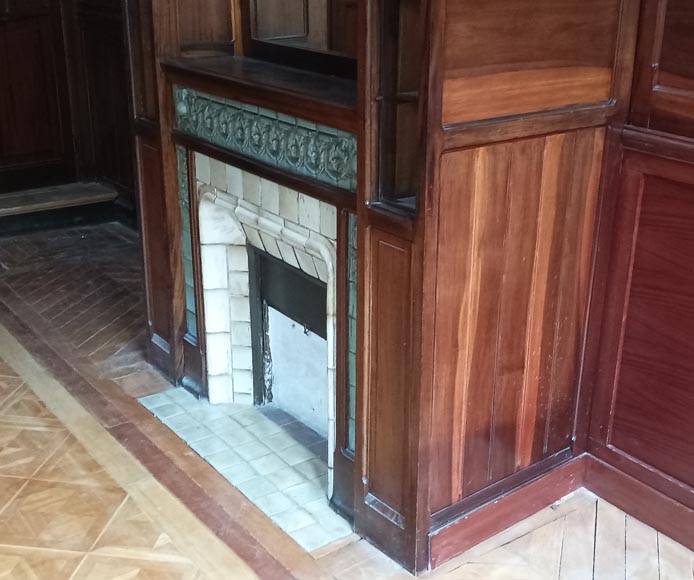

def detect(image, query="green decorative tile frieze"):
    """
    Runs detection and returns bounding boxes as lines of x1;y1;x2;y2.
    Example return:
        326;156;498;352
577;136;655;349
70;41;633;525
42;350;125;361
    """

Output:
173;86;358;192
176;146;198;340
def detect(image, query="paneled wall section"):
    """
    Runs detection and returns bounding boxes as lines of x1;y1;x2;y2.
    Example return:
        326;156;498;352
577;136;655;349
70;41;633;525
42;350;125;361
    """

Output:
430;129;604;513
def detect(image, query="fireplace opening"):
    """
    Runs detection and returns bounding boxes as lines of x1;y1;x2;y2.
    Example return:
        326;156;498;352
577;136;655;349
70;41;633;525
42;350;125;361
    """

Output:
248;245;328;437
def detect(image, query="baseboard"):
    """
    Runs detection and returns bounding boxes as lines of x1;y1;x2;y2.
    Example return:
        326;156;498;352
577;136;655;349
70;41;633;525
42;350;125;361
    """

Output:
584;455;694;553
428;454;589;569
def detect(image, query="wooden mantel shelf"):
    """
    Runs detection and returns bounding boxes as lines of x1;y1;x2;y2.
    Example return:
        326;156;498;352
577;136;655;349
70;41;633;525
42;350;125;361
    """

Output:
162;55;358;134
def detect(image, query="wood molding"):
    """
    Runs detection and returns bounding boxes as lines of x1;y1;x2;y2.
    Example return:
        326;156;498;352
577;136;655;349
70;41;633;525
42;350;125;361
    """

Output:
585;456;694;554
429;455;589;569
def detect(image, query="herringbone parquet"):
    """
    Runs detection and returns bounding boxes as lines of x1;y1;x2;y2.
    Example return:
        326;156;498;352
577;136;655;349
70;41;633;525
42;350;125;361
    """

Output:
0;223;169;399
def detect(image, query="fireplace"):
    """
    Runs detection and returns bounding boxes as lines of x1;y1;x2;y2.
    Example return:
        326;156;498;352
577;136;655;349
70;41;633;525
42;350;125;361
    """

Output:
195;155;339;494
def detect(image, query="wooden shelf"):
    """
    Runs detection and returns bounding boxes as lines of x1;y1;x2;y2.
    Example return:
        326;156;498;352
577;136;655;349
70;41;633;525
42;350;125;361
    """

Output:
162;55;358;133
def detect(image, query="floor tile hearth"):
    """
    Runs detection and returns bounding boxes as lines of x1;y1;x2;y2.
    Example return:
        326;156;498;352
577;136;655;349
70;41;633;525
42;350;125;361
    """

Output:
140;388;353;552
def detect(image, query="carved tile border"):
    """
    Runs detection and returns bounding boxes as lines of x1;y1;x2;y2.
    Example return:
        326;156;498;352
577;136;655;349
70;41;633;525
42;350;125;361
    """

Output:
173;86;358;193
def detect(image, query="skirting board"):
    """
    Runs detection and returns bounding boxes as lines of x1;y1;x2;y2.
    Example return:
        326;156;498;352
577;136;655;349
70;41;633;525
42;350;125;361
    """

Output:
428;455;589;569
428;453;694;571
585;456;694;554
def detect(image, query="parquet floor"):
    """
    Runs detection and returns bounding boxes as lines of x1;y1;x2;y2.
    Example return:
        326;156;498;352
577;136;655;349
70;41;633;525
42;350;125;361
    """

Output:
0;223;170;399
0;351;256;580
0;223;692;579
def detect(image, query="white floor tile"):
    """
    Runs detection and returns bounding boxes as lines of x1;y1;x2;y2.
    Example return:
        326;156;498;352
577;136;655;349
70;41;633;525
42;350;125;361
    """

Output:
272;507;316;533
285;480;327;505
220;461;258;485
235;476;279;500
281;444;320;466
250;453;290;476
235;440;274;461
254;492;298;517
265;466;307;491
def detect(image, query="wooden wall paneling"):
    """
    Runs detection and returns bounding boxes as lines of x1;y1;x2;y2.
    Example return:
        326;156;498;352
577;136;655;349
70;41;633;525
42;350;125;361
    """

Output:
355;226;415;566
0;0;75;192
134;135;173;374
630;0;694;138
589;150;694;492
441;0;623;126
429;129;604;516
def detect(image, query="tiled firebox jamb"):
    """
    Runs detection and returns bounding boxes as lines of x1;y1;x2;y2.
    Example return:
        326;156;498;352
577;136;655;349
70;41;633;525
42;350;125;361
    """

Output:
196;182;338;496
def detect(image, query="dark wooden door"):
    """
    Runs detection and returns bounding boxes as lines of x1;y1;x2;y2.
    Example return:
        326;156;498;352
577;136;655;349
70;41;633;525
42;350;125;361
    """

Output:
0;0;74;193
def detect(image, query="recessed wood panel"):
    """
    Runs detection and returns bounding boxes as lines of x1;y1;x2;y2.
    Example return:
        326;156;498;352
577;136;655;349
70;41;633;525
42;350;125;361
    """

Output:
365;229;413;519
430;128;604;513
607;168;694;488
442;0;622;125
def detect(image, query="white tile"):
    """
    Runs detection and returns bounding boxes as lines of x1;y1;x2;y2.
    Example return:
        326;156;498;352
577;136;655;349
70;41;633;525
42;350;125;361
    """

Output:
242;172;261;205
233;408;264;427
235;440;273;461
272;507;316;533
232;369;253;394
231;346;253;371
231;322;251;347
282;444;321;466
163;413;201;431
206;333;231;375
276;240;300;269
220;461;258;485
228;272;249;296
250;453;290;476
190;436;230;457
285;480;327;505
203;289;230;332
227;245;248;272
177;423;214;444
235;476;278;500
259;232;282;260
245;419;284;439
207;375;234;404
139;391;174;410
215;426;256;447
210;158;227;190
313;258;329;283
194;153;210;183
243;225;265;251
201;245;228;290
278;187;299;223
234;392;254;406
226;164;243;195
165;389;203;406
294;457;329;480
188;402;230;422
263;431;301;453
254;491;298;517
298;194;321;231
229;297;251;322
265;466;307;491
292;523;333;552
260;179;280;214
150;402;186;420
294;249;318;278
205;448;244;471
319;202;337;239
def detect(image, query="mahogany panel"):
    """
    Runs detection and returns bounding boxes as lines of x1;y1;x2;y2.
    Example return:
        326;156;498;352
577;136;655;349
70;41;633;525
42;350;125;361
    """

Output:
0;0;74;192
591;151;694;490
430;128;604;513
135;136;173;374
630;0;694;138
441;0;622;125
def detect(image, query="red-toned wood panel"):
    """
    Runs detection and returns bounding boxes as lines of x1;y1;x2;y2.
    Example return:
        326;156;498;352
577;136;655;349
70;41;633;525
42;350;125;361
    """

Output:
441;0;622;125
593;153;694;489
364;228;413;516
136;137;173;372
630;0;694;138
430;129;604;513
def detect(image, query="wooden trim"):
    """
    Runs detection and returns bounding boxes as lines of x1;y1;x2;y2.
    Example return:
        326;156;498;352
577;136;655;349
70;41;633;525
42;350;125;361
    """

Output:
622;126;694;164
585;455;694;554
429;455;589;569
430;448;574;529
172;131;357;211
442;103;616;151
163;63;358;134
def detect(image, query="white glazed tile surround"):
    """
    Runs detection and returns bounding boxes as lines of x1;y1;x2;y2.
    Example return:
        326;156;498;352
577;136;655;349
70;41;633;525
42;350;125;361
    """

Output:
194;154;338;496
